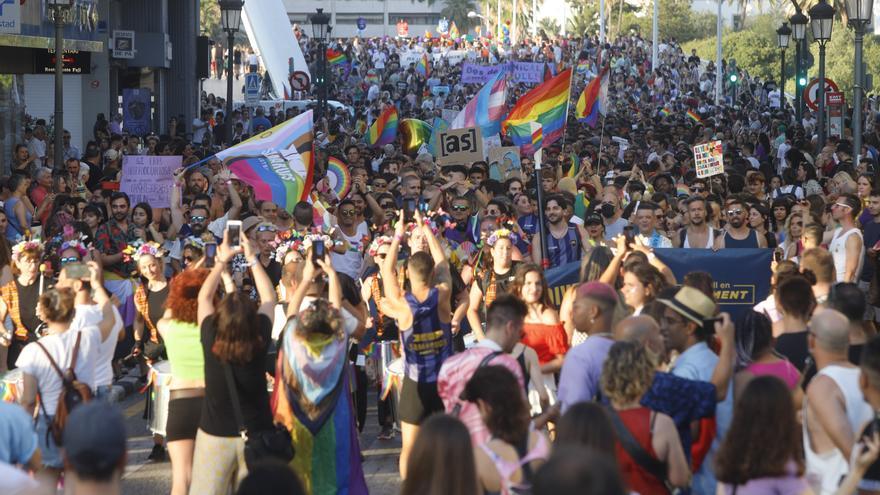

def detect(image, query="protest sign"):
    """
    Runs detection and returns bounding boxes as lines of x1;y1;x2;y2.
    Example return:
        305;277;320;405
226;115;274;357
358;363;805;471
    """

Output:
437;127;482;165
400;50;422;68
441;108;458;123
488;146;521;177
693;140;724;178
460;62;545;84
120;155;181;208
122;88;151;136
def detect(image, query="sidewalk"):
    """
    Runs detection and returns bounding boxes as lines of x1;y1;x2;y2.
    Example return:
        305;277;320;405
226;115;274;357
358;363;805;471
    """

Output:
358;400;403;495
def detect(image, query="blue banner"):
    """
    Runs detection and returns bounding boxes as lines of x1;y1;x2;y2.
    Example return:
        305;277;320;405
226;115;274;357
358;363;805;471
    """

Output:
545;248;773;318
122;88;151;136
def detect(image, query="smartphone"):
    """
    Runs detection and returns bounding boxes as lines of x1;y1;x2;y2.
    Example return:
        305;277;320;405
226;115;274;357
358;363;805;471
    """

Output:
773;248;783;262
623;225;636;245
205;243;217;268
404;198;416;222
227;220;242;249
65;262;90;280
312;240;325;266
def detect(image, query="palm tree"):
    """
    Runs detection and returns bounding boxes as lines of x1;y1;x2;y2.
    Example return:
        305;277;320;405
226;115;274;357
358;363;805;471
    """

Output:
538;17;561;36
442;0;479;31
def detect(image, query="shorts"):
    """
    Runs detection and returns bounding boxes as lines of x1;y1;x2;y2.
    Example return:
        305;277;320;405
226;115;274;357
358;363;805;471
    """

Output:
35;414;62;468
165;396;203;442
398;376;443;425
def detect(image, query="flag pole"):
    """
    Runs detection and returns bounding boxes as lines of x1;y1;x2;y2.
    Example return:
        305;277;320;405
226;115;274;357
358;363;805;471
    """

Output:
531;122;550;269
559;68;575;154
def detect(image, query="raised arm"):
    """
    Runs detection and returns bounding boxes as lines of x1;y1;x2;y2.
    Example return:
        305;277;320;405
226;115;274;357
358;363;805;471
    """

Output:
241;237;277;321
198;230;238;326
168;170;186;239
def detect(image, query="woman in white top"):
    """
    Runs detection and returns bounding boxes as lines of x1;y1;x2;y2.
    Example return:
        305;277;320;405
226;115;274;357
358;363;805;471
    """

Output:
16;287;114;487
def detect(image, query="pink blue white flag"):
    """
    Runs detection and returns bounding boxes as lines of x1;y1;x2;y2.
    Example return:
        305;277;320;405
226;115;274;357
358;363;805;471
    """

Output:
450;66;509;137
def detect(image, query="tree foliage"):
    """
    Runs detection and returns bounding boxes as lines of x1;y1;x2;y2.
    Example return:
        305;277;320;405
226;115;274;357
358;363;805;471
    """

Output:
537;17;561;36
442;0;479;31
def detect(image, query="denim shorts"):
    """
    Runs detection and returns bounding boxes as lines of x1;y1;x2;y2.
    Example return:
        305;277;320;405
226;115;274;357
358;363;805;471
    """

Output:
34;414;62;468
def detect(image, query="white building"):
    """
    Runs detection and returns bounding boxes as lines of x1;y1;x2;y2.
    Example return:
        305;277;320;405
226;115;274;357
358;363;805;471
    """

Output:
283;0;447;38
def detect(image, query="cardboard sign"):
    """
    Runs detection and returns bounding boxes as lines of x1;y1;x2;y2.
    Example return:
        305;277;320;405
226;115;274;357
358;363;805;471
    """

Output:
693;140;724;178
438;127;483;165
488;146;521;177
120;155;182;208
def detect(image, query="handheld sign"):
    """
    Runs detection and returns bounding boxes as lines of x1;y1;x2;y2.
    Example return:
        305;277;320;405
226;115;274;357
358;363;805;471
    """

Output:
120;155;182;208
693;140;724;178
437;127;483;165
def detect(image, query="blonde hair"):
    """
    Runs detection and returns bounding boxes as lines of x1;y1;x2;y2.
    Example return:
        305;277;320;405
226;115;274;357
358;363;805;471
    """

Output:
833;171;857;194
600;341;655;404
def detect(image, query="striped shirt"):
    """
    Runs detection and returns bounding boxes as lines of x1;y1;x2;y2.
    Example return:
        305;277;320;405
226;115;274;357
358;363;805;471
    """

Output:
545;223;583;268
402;288;453;383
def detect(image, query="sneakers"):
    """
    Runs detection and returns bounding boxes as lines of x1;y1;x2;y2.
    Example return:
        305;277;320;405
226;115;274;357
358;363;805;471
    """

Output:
147;444;167;462
377;426;395;440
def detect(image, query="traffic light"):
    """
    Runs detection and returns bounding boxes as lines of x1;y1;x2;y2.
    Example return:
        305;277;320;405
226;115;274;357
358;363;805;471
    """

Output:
729;72;738;83
798;76;807;88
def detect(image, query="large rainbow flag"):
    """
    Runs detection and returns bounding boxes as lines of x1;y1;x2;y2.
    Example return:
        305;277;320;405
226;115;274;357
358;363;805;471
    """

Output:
364;105;399;147
215;110;314;210
503;68;572;155
415;52;430;78
451;66;509;137
575;67;608;128
326;48;347;66
399;118;433;156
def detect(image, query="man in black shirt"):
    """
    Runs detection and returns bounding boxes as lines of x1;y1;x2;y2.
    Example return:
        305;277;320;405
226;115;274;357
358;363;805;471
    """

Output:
855;336;880;493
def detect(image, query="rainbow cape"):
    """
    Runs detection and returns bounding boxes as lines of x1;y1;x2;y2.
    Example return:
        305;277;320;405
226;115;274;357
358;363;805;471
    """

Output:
415;52;430;78
364;105;399;147
215;110;314;209
399;118;433;156
326;48;347;66
326;156;352;199
503;68;571;155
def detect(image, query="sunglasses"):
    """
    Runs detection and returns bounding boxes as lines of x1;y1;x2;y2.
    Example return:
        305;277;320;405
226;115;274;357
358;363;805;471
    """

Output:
60;256;79;265
340;209;357;217
691;186;705;192
373;182;388;188
834;203;853;210
380;203;396;209
183;256;194;263
727;209;744;216
190;215;207;223
452;205;470;211
256;225;277;232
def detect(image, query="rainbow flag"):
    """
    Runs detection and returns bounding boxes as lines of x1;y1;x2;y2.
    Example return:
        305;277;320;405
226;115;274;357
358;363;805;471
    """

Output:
451;66;509;137
575;68;608;128
686;110;702;123
566;152;579;178
326;156;351;199
399;118;433;156
215;110;314;209
659;107;671;118
530;122;543;151
364;105;398;147
503;69;572;155
415;53;430;78
428;117;448;157
326;48;347;66
574;191;590;220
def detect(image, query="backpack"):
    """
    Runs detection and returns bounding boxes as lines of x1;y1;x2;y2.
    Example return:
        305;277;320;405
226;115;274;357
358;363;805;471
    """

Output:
36;331;93;445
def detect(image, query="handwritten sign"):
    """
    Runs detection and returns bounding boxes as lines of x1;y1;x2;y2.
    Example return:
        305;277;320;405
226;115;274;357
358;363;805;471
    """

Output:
438;127;483;165
461;62;546;84
120;155;182;208
693;140;724;178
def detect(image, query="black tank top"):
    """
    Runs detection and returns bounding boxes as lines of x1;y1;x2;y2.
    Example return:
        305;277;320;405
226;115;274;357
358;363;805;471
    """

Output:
516;351;530;390
724;229;760;248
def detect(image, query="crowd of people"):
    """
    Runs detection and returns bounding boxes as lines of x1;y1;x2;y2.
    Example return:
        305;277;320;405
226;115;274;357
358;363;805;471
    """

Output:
3;25;880;495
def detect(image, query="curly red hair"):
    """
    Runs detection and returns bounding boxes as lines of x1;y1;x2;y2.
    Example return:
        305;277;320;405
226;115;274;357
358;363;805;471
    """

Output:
164;268;209;324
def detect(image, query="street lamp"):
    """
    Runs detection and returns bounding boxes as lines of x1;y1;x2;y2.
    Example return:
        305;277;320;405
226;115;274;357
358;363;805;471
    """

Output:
777;22;791;108
790;8;808;123
846;0;872;162
809;0;835;149
219;0;244;146
47;0;73;171
310;8;331;123
468;10;489;34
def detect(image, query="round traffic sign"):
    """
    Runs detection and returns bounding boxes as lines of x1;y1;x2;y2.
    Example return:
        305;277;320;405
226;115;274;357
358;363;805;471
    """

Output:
289;71;310;91
804;78;839;111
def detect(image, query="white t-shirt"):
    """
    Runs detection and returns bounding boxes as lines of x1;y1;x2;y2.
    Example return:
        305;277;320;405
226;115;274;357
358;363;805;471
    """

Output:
372;51;387;69
27;138;45;168
192;118;208;144
330;222;370;280
15;328;102;414
70;303;123;388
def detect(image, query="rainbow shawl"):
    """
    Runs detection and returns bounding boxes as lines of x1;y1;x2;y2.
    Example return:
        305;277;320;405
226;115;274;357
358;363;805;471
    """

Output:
274;322;368;495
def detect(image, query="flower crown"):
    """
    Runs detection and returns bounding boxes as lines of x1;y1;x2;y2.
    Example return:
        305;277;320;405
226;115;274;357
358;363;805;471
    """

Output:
11;241;42;261
368;236;393;257
405;216;440;236
183;236;206;250
486;227;519;247
123;240;165;263
59;239;89;258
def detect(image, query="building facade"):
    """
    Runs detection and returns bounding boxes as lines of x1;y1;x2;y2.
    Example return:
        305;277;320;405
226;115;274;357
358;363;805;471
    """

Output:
284;0;446;38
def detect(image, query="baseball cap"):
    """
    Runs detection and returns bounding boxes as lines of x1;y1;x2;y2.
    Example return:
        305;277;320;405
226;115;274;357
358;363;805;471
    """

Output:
584;213;603;225
62;401;126;475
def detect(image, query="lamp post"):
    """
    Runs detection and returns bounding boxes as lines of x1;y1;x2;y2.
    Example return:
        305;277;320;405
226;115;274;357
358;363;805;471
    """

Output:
468;11;490;34
846;0;872;162
777;22;791;108
809;0;835;150
47;0;73;171
790;9;808;124
310;8;331;123
219;0;243;147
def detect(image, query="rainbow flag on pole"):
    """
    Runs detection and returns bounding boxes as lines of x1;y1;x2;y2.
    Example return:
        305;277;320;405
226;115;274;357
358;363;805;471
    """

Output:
326;48;347;66
575;68;608;128
364;105;399;147
415;52;430;78
686;109;703;123
215;110;314;209
503;68;572;155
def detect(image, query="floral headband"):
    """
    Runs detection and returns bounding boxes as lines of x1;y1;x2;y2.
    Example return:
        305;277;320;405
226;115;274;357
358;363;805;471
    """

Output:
123;240;166;263
183;236;206;250
59;239;89;258
368;235;393;257
11;241;42;261
486;228;519;247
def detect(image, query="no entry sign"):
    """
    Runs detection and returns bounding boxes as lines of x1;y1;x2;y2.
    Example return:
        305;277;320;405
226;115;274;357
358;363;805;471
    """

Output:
804;78;839;111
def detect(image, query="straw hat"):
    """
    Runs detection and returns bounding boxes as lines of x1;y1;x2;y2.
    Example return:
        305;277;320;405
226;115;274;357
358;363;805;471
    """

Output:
658;286;715;326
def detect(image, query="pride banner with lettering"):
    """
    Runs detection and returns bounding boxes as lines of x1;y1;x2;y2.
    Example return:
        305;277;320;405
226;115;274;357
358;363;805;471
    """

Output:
545;249;772;318
214;110;314;210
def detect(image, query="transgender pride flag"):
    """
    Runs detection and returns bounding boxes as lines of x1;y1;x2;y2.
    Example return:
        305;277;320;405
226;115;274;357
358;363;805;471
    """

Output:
450;66;509;137
215;110;314;210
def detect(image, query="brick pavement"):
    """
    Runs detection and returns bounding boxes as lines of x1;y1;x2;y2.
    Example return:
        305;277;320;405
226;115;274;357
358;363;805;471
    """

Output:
358;401;403;495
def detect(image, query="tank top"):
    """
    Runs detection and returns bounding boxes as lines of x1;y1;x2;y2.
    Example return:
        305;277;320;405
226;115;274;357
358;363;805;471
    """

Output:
161;319;205;382
515;350;530;390
402;288;453;383
479;431;550;495
682;228;716;249
5;197;31;241
724;229;760;248
545;224;582;267
829;227;864;283
803;365;873;495
614;407;670;495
